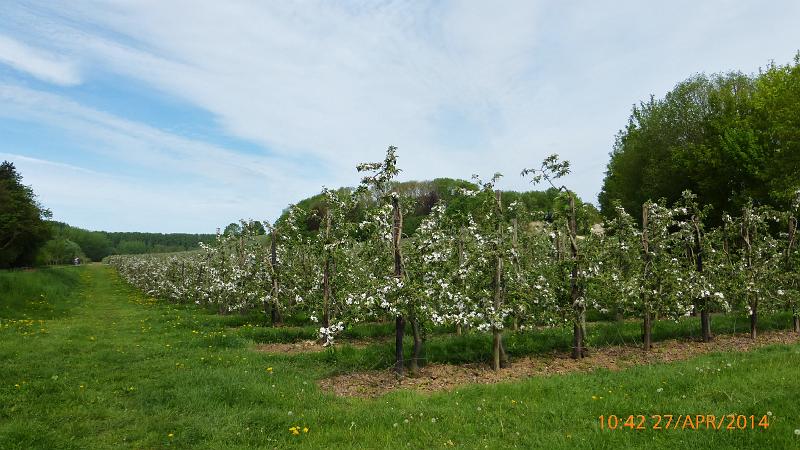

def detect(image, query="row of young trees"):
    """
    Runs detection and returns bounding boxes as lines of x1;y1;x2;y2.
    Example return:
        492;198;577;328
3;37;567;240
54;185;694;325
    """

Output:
108;148;800;376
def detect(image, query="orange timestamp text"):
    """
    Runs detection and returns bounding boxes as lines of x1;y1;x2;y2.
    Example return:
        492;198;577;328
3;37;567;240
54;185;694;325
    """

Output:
598;414;770;431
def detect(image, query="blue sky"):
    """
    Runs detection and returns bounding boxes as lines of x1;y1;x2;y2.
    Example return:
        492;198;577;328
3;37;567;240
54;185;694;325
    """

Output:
1;1;799;233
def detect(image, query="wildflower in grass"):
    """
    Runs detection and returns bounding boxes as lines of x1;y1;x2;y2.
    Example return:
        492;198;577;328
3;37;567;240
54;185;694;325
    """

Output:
267;367;273;373
168;433;174;438
303;427;309;433
591;395;597;400
656;388;663;393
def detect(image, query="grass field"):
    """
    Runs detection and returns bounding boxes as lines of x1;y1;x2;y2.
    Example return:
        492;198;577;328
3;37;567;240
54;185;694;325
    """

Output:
1;265;799;449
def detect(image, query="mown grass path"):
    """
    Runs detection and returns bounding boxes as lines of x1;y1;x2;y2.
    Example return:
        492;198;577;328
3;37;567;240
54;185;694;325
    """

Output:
1;265;799;449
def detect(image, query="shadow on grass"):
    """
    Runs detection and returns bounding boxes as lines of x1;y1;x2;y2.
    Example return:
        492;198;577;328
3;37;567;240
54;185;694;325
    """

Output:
275;312;798;375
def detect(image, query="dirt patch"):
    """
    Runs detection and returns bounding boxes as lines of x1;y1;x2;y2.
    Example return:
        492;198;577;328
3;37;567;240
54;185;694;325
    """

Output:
255;338;383;354
318;330;800;398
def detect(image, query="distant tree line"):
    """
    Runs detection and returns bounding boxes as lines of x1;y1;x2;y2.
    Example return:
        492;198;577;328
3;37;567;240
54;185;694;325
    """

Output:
0;160;217;268
600;54;800;223
39;222;216;264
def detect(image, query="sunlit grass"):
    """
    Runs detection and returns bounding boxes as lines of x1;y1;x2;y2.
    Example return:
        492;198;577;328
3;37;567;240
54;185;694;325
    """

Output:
1;265;798;449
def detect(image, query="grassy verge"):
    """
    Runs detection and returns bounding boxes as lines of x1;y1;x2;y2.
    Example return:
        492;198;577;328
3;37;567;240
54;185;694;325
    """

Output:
1;265;798;449
0;267;82;319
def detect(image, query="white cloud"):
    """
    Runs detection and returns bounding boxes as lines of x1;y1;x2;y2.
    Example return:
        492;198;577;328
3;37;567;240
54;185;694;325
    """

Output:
0;83;304;181
2;152;247;232
0;34;80;85
1;2;546;181
2;0;800;232
0;85;318;232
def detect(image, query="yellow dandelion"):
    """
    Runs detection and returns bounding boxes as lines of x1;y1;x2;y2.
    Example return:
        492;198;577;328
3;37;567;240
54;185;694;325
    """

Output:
303;427;309;433
168;433;174;438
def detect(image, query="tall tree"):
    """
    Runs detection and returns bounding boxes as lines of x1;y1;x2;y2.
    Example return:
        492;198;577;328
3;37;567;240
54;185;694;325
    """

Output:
600;56;800;224
0;161;51;268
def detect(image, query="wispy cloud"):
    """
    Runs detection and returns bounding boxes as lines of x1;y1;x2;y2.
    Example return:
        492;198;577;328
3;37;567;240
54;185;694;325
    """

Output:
0;34;80;85
1;1;799;231
1;151;259;232
0;84;316;232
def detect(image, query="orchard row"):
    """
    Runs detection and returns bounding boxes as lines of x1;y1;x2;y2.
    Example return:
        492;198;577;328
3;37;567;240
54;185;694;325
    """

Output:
107;148;800;375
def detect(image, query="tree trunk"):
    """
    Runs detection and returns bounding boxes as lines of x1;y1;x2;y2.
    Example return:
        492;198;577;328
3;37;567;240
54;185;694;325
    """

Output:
692;218;710;341
741;208;756;340
788;218;797;334
580;310;588;357
321;212;331;340
322;256;330;329
456;229;465;338
492;332;501;371
641;203;652;351
391;195;405;377
269;231;282;326
701;306;711;342
568;193;586;358
394;315;405;376
410;317;422;376
572;321;583;359
492;190;505;370
511;218;520;333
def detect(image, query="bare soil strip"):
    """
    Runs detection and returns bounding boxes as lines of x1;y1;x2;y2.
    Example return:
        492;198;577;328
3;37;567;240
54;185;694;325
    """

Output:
255;338;383;354
318;331;800;398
